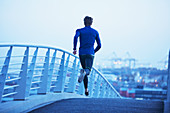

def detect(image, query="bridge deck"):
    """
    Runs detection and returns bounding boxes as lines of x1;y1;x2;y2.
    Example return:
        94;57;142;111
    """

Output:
0;93;88;113
29;98;164;113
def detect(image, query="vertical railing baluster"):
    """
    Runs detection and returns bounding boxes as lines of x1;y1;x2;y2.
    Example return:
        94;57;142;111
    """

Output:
93;76;101;98
113;92;117;98
78;82;84;95
110;88;114;98
89;69;95;97
108;87;112;98
75;61;80;91
61;54;69;92
108;87;111;98
26;47;38;97
14;47;29;100
105;85;109;98
66;57;79;93
54;52;69;93
0;46;12;102
109;90;113;98
103;83;107;98
99;81;106;98
47;50;57;92
38;49;50;94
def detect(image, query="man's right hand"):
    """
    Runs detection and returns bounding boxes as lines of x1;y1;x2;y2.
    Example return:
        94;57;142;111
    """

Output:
73;50;77;55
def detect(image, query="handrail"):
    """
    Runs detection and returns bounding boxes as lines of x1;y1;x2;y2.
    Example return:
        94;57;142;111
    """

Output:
0;44;121;103
0;44;78;58
93;68;121;97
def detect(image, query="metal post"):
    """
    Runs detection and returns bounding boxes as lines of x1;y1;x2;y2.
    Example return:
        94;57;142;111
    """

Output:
105;85;109;98
78;82;84;95
66;58;79;93
47;50;57;92
99;81;106;98
164;50;170;113
93;76;101;98
108;88;113;98
14;47;29;100
89;70;95;97
0;46;12;102
26;47;38;97
54;52;68;93
110;91;115;98
108;87;111;98
38;49;50;94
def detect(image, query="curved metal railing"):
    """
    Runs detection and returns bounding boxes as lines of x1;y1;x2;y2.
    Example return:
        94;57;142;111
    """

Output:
0;44;121;102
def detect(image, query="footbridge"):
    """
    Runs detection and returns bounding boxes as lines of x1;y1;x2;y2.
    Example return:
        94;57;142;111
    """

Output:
0;44;169;113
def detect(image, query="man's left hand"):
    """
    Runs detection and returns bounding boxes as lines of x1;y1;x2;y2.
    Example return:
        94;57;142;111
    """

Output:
73;50;77;55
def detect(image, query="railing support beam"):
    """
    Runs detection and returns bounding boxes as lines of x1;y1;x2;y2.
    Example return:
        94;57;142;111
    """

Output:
26;47;38;97
0;46;12;102
99;82;106;98
47;50;57;92
66;58;79;93
89;70;95;97
93;76;101;98
38;49;50;94
54;52;69;93
14;47;29;100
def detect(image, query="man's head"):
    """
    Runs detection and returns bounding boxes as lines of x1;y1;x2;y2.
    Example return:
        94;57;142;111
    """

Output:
84;16;93;26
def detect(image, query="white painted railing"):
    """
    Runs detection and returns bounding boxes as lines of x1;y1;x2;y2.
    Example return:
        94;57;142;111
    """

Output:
0;44;121;102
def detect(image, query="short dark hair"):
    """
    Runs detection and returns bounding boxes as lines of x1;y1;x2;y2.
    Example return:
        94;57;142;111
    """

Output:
84;16;93;26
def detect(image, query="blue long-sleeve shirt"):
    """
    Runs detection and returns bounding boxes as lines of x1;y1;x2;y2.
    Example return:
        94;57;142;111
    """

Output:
73;26;101;55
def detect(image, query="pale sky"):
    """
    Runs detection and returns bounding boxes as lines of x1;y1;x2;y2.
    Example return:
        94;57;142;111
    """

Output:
0;0;170;68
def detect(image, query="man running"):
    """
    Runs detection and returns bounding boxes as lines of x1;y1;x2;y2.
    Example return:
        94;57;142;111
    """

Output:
73;16;101;96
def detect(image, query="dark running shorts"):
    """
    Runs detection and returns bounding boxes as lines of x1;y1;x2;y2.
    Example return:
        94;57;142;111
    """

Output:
79;54;94;71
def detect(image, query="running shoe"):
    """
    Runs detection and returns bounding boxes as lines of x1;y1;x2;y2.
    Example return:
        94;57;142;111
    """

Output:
78;69;85;83
85;91;89;96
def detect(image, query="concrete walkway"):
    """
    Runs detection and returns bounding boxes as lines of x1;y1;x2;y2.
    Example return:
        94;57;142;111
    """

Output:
29;98;164;113
0;93;88;113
